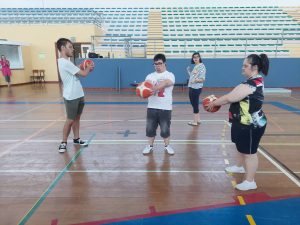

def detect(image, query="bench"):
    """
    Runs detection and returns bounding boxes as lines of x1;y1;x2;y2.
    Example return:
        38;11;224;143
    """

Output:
174;82;188;91
130;81;188;91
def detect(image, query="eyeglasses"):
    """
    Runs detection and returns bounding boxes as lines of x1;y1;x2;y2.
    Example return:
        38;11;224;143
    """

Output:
153;62;163;66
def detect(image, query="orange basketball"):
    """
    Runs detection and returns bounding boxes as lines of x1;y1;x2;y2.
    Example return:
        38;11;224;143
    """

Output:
136;81;153;98
202;95;221;113
80;59;95;72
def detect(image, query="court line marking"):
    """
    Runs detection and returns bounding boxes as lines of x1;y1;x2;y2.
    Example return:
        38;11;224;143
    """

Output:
246;215;257;225
0;116;64;158
237;196;246;205
0;139;232;142
231;180;237;187
267;115;285;132
259;143;300;146
258;146;300;187
17;133;96;225
51;219;58;225
1;97;62;121
268;101;300;115
225;122;300;188
0;119;226;122
129;119;226;122
264;133;300;136
3;104;46;121
0;170;296;174
30;139;232;143
0;170;227;173
0;140;21;142
224;159;230;165
289;96;300;101
0;140;298;147
237;196;257;224
0;140;234;146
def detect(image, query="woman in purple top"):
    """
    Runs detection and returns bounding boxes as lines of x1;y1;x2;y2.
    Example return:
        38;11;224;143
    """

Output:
0;55;12;87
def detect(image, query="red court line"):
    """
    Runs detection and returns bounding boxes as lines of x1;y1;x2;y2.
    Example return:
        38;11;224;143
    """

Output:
51;219;58;225
243;193;300;204
71;193;300;225
236;192;272;204
71;201;237;225
149;206;157;214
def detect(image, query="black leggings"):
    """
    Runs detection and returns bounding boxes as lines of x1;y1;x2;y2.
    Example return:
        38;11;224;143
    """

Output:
189;87;202;114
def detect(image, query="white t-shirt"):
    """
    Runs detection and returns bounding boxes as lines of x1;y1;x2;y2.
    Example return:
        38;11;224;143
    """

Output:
58;58;84;100
145;70;175;110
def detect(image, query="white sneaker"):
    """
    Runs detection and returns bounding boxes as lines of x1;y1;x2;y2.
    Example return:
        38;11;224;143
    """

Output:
225;165;245;173
235;180;257;191
165;145;174;155
143;145;153;155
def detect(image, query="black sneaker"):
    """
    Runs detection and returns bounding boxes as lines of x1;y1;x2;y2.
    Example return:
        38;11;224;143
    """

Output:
58;142;67;153
73;138;88;147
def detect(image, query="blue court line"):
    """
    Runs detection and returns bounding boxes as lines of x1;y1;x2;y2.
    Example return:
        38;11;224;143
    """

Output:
1;101;300;114
100;197;300;225
17;134;96;225
268;101;300;115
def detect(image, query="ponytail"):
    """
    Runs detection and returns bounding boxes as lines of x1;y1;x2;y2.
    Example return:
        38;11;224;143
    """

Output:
246;53;269;76
259;54;269;76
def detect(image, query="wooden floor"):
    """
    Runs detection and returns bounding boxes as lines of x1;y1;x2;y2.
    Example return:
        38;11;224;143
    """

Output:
0;84;299;225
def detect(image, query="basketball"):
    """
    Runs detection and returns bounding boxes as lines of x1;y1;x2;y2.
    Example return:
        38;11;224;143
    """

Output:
80;59;95;71
202;95;221;113
136;81;153;98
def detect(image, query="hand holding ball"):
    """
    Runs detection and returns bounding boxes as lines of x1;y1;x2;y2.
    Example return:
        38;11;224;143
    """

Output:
202;95;221;113
80;59;95;72
136;81;153;98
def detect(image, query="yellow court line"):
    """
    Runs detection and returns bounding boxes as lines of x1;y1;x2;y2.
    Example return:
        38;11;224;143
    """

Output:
231;180;236;187
236;195;257;225
236;197;257;225
237;196;246;205
246;215;257;225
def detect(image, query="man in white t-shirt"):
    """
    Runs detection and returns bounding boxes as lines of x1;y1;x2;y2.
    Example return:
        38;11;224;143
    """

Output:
56;38;94;153
143;54;175;155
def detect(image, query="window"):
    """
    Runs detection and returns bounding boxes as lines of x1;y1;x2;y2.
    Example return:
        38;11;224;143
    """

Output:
0;44;24;69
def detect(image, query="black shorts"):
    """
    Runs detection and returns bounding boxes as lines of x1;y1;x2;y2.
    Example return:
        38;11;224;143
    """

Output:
146;108;172;138
231;123;266;154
